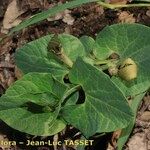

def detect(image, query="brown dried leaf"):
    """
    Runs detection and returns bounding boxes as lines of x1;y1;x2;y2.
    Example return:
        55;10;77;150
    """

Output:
0;36;12;56
111;130;122;147
1;0;25;33
62;10;75;25
15;66;23;79
47;9;75;25
107;143;115;150
127;133;147;150
118;11;136;23
140;111;150;122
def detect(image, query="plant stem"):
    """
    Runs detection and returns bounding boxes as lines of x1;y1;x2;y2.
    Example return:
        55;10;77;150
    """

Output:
61;53;73;68
61;85;81;106
98;64;110;70
94;59;118;65
94;60;111;65
97;1;150;9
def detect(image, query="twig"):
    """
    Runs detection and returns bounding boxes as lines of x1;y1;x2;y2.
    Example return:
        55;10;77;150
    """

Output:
97;1;150;9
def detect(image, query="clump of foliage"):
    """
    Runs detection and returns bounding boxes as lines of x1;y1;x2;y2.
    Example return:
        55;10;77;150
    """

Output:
0;23;150;149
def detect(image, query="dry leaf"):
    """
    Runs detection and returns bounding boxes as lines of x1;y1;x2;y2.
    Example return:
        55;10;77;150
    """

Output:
47;12;64;21
0;36;12;56
140;111;150;122
127;133;147;150
107;143;115;150
1;0;25;33
48;9;75;25
118;11;136;23
15;66;23;79
111;130;122;147
62;10;75;25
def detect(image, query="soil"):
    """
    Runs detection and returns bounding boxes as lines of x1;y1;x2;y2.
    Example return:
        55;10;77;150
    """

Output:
0;0;150;150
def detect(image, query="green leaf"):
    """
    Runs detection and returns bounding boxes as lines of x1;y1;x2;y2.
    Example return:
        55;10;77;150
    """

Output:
0;73;67;107
111;77;146;149
94;24;150;94
59;34;86;61
9;0;98;35
117;93;145;150
0;108;66;136
62;58;133;137
0;73;67;136
94;24;150;61
112;76;149;97
79;35;96;65
15;35;68;80
15;34;85;80
80;35;95;54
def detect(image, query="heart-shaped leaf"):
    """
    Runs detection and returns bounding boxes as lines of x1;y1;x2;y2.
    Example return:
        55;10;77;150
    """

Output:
94;24;150;94
0;73;67;136
15;34;86;80
62;58;133;137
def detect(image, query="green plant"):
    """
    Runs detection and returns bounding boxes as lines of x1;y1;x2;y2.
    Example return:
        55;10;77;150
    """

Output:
0;23;150;149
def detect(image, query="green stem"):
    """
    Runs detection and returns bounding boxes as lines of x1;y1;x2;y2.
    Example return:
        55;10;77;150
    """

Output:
61;85;81;106
97;1;150;9
94;59;118;65
94;60;112;65
98;64;110;70
95;60;119;71
61;53;73;68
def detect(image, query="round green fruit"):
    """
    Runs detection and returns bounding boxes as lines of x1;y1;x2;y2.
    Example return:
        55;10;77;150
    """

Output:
118;58;137;81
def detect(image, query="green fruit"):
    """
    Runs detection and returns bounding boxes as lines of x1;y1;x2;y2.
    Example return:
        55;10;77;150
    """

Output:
118;58;137;81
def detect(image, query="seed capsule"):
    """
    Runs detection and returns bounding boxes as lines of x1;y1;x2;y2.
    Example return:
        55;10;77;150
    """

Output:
118;58;137;81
